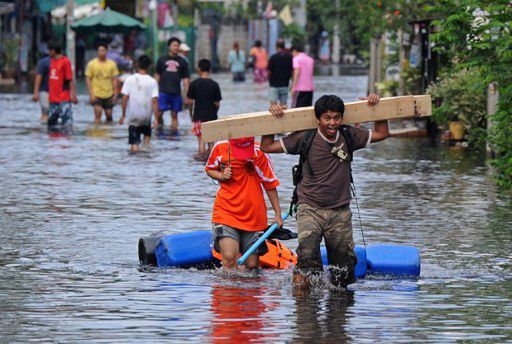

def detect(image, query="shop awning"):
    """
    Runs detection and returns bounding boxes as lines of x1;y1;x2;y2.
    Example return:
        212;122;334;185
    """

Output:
36;0;98;14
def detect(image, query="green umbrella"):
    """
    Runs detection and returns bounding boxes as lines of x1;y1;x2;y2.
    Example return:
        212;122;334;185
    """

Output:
71;8;146;34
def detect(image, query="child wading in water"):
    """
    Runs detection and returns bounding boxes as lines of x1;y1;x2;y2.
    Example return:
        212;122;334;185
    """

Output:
187;59;222;161
205;137;283;269
119;55;159;153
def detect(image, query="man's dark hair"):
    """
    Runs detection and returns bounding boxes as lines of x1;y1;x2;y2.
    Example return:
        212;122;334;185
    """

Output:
255;39;262;47
167;37;181;46
291;44;304;52
314;95;345;119
96;42;108;50
276;39;285;49
138;55;151;70
198;59;211;72
48;41;62;54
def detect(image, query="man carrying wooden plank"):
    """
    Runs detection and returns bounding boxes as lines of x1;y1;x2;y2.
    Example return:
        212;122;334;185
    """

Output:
260;94;389;288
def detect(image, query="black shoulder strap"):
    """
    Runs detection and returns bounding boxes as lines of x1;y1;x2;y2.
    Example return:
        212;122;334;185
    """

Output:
339;125;354;162
290;129;316;214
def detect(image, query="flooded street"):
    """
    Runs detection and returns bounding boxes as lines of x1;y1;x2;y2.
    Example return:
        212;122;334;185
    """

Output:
1;73;511;343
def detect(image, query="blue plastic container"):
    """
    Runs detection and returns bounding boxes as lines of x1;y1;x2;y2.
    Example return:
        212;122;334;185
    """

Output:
321;245;367;278
155;230;215;268
366;244;420;276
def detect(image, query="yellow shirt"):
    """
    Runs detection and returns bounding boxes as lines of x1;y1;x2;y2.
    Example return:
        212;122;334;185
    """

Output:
85;58;119;98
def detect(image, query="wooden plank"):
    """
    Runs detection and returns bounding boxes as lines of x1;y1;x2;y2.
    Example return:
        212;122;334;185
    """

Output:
202;95;431;142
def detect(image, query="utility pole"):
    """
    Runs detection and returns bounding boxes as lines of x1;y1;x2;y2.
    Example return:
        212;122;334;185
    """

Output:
332;0;340;64
149;0;158;65
66;0;76;74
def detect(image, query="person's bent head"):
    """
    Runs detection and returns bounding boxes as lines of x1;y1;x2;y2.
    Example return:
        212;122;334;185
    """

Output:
255;40;262;48
48;41;62;57
291;44;304;57
96;42;108;59
198;59;211;73
276;39;285;50
167;37;181;55
314;95;345;140
233;41;239;50
138;55;151;71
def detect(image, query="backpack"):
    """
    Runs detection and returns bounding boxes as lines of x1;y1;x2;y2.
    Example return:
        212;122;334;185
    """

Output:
289;126;355;215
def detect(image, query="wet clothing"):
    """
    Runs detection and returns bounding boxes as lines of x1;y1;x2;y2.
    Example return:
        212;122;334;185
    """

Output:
295;203;357;285
39;91;50;115
128;125;151;145
48;102;73;127
205;141;280;232
280;126;371;286
49;56;73;103
269;87;289;105
158;92;182;112
92;95;116;110
228;50;246;73
249;47;268;69
292;52;314;92
155;54;190;95
121;73;159;126
187;77;222;122
268;51;293;87
281;127;370;209
293;91;313;108
85;58;119;99
212;223;262;255
36;56;51;92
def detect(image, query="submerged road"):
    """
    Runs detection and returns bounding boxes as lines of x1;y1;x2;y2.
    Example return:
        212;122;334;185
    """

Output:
1;73;511;342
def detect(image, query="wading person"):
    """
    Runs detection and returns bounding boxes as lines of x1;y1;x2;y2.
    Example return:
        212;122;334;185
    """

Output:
32;53;51;122
228;41;246;82
290;44;314;108
260;94;388;287
187;59;222;161
118;55;159;153
267;39;293;106
205;137;283;270
85;43;120;124
47;42;78;128
155;37;191;133
249;40;268;83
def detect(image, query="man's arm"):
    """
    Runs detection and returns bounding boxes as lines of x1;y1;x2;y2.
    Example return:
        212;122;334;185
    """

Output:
152;97;159;127
85;77;95;104
183;78;191;104
70;79;78;104
371;120;389;143
154;73;160;83
290;68;300;96
261;104;287;153
32;74;42;102
206;166;231;182
265;188;283;228
119;94;129;124
112;76;119;102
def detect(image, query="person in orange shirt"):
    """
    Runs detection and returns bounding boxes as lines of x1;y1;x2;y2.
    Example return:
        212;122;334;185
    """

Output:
249;40;268;83
205;137;283;269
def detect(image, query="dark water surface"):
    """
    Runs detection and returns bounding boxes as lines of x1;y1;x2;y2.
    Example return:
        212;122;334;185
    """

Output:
1;74;511;343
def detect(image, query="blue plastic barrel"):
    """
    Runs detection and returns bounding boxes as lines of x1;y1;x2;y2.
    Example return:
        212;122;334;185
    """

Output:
155;230;215;268
321;245;367;278
366;244;420;276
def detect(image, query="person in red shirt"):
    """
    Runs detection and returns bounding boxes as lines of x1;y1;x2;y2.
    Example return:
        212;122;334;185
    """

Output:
205;137;283;270
47;42;78;128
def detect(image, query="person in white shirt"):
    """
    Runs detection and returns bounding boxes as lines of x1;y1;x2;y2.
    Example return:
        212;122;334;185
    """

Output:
119;55;159;153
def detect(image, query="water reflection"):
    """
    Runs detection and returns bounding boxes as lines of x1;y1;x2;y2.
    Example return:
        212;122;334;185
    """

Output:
293;287;354;343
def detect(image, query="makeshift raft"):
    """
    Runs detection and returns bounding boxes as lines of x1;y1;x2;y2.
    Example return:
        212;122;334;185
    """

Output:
139;231;420;277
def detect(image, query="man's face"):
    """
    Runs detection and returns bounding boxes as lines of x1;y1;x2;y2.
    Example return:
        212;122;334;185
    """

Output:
48;49;56;58
317;111;343;140
97;46;107;59
292;49;298;57
169;41;180;55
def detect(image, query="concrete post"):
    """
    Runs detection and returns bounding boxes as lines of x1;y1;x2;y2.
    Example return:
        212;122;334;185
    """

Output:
66;0;75;74
149;0;158;65
332;0;340;64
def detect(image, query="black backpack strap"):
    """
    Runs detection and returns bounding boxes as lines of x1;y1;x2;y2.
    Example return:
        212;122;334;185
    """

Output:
339;125;354;162
290;129;316;215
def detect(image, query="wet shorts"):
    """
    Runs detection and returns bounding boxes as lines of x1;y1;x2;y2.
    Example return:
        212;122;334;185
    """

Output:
158;92;182;112
93;95;116;110
128;125;151;144
48;102;73;127
212;224;265;256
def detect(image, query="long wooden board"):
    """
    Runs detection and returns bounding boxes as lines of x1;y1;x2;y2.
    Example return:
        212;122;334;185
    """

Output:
202;95;431;142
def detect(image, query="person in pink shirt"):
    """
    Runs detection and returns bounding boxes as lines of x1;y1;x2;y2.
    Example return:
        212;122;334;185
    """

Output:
290;44;315;107
249;40;268;83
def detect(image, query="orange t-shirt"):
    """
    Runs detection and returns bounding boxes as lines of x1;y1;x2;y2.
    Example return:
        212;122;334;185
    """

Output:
250;47;268;69
205;141;280;231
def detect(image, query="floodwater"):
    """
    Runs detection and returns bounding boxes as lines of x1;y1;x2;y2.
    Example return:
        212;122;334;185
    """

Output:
1;73;511;343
